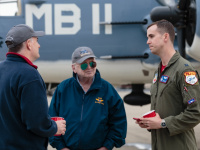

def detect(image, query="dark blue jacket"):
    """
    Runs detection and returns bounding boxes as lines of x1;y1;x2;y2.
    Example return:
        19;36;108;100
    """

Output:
49;70;127;150
0;54;57;150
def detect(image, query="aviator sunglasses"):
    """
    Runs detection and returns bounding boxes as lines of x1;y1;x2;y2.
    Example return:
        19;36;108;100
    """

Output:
80;61;97;70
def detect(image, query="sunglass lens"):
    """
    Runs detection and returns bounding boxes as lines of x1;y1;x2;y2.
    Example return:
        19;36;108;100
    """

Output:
81;63;88;70
89;62;96;68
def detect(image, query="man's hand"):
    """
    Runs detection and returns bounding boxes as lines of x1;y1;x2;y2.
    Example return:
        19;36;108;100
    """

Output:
135;119;148;128
137;113;162;130
55;120;66;135
61;148;70;150
97;147;108;150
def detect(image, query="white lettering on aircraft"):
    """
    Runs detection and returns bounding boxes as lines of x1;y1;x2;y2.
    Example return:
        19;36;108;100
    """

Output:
92;3;112;34
54;4;80;35
26;4;52;35
25;3;112;35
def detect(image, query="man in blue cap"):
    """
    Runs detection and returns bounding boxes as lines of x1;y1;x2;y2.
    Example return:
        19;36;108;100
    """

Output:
49;46;127;150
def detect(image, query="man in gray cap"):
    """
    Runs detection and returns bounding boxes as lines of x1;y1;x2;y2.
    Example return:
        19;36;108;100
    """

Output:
0;24;66;150
49;47;127;150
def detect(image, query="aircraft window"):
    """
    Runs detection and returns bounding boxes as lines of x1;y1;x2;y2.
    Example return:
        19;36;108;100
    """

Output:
0;0;21;16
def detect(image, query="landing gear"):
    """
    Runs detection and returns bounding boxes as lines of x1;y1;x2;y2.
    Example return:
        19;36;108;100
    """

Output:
124;84;150;106
45;83;58;96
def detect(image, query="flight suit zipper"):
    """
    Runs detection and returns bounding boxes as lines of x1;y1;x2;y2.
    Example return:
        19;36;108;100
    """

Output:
154;71;160;109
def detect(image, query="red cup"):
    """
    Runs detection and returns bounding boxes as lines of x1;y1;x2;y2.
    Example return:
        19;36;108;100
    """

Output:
143;110;156;118
51;117;64;136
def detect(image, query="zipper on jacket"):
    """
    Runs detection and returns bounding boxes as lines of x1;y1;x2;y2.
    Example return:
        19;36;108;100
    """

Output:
154;71;160;109
183;85;193;99
78;93;85;148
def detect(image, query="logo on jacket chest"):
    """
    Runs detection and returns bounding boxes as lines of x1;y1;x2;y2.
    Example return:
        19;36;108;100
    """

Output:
159;75;169;84
95;97;104;105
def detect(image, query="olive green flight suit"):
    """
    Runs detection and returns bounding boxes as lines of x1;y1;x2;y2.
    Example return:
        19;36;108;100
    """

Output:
150;52;200;150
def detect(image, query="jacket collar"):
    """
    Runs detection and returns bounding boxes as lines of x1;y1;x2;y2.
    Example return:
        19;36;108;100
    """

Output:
166;51;180;67
6;52;38;69
158;51;180;73
73;69;102;91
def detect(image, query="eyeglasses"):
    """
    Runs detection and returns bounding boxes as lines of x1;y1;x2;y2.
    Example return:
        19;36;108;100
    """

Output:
80;61;97;70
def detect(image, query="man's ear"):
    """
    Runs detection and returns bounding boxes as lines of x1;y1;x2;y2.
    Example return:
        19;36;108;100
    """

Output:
164;33;169;42
72;64;76;73
26;39;32;50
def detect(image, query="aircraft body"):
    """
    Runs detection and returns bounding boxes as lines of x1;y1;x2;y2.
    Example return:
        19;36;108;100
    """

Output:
0;0;200;105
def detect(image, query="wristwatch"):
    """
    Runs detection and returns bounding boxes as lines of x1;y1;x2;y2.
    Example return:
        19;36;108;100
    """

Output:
161;119;167;128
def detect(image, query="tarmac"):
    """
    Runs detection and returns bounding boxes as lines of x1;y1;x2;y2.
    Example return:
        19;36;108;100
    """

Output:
47;85;200;150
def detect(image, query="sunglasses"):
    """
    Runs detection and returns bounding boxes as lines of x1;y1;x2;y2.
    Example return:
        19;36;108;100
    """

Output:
80;61;97;70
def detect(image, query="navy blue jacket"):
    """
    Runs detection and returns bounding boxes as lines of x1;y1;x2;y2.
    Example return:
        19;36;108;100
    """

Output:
0;54;57;150
49;70;127;150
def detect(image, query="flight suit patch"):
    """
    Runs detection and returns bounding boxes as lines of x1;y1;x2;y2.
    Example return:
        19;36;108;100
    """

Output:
184;72;198;85
188;98;196;104
159;75;169;84
153;73;158;84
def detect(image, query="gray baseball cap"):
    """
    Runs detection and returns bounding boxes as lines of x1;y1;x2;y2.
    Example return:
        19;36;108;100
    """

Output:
72;47;96;63
5;24;45;48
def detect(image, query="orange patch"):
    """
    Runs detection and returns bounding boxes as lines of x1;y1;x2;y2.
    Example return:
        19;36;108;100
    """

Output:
184;72;196;76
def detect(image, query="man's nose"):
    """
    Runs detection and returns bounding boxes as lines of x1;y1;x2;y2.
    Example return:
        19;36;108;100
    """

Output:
147;39;150;45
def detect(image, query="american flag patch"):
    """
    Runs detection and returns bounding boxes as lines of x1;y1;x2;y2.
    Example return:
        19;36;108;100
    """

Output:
188;98;196;104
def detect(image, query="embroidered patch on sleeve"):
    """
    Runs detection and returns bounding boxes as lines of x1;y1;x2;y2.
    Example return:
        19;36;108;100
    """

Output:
184;72;198;85
159;75;169;84
188;98;196;104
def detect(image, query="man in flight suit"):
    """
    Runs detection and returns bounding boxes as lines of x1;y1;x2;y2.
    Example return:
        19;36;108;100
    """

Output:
136;20;200;150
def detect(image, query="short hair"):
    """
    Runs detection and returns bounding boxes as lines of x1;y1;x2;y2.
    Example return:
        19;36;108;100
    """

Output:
147;19;175;43
6;41;23;53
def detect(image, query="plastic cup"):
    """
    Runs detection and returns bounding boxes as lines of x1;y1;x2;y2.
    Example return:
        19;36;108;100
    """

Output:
143;110;156;118
51;117;64;136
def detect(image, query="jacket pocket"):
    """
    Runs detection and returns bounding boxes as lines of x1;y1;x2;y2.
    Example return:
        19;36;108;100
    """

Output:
159;80;173;97
89;123;107;148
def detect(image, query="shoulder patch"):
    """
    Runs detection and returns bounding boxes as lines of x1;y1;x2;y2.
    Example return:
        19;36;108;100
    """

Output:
184;72;198;85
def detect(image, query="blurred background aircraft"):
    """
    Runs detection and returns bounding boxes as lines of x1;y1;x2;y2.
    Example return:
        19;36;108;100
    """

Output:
0;0;200;106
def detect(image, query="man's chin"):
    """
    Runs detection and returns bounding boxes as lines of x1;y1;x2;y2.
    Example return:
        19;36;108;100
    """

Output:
150;49;156;54
85;73;94;78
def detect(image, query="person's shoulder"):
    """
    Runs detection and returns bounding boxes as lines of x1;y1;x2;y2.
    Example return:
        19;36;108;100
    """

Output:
178;57;195;71
100;78;116;91
17;63;41;80
101;78;112;86
57;77;75;89
8;64;42;88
